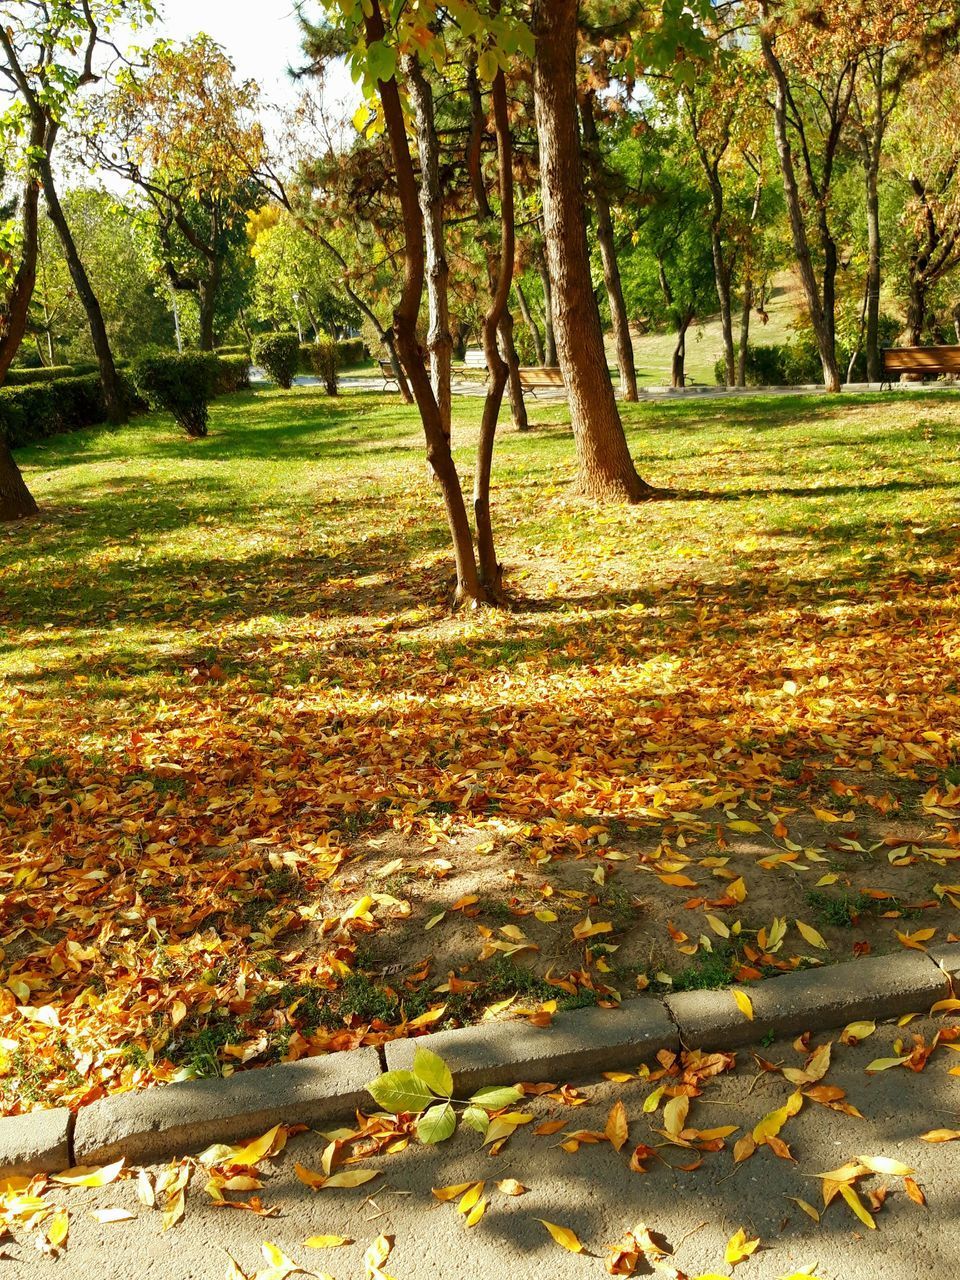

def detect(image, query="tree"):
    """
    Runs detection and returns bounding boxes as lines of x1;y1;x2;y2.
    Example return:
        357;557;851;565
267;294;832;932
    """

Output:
886;56;960;343
758;0;858;392
531;0;655;500
89;35;264;350
1;1;149;422
250;208;357;338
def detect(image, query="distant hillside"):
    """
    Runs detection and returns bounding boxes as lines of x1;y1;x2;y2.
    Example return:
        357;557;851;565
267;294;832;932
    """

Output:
610;275;803;387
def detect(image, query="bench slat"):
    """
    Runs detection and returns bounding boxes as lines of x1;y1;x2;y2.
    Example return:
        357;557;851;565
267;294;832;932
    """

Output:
882;346;960;374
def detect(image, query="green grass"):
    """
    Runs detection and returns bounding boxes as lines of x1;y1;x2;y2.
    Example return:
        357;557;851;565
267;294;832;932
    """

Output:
3;378;960;1108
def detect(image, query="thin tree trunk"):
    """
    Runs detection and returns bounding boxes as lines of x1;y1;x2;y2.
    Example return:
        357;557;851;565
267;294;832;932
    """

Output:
474;61;515;593
907;277;926;346
759;26;842;392
198;263;220;352
738;276;752;387
403;53;453;442
499;311;528;431
672;314;693;388
579;90;638;401
0;125;44;384
381;326;413;402
532;0;654;502
863;146;883;381
515;282;545;365
538;251;558;366
712;231;736;386
364;4;486;604
41;161;127;423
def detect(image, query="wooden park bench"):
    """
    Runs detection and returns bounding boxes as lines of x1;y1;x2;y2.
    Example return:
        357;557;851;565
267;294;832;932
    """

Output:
378;359;400;391
881;345;960;389
518;366;565;397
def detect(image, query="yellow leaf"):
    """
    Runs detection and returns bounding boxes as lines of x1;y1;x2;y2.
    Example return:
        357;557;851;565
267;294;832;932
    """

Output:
464;1197;487;1227
728;820;762;833
858;1155;913;1176
865;1056;908;1073
294;1163;327;1190
52;1158;125;1187
840;1020;876;1045
89;1207;135;1223
162;1189;185;1231
47;1209;69;1248
322;1168;380;1189
663;1093;690;1136
605;1100;629;1152
432;1182;476;1202
786;1196;820;1222
839;1183;875;1229
364;1235;393;1271
725;1227;760;1265
457;1182;485;1215
732;989;754;1021
658;873;698;888
795;920;829;950
535;910;557;923
539;1220;583;1252
920;1128;960;1142
304;1235;352;1248
929;998;960;1014
261;1241;298;1272
706;914;730;939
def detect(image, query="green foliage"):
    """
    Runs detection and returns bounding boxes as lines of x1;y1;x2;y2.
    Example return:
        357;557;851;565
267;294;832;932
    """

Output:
253;333;300;390
0;373;140;448
212;354;251;396
304;337;341;396
4;363;97;386
132;351;218;438
366;1045;522;1145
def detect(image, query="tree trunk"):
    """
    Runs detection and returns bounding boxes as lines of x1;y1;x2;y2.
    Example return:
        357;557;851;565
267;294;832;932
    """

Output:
198;263;220;351
738;276;752;387
474;62;515;594
760;28;842;393
907;277;926;346
382;326;413;402
515;282;545;365
0;438;39;522
40;156;127;424
499;310;529;431
579;90;638;401
672;314;693;388
403;53;453;442
531;0;654;502
712;231;736;386
863;146;883;381
364;4;487;604
538;251;558;366
0;124;44;383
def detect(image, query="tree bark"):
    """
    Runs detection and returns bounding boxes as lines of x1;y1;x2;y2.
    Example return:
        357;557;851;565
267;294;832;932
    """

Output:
538;251;558;366
672;313;693;388
0;125;44;384
759;24;842;393
39;155;127;423
197;260;221;351
474;63;515;593
863;143;883;381
579;90;638;401
0;438;39;522
403;53;453;442
364;4;487;604
737;276;752;387
515;282;545;365
711;225;736;386
531;0;654;501
499;310;529;431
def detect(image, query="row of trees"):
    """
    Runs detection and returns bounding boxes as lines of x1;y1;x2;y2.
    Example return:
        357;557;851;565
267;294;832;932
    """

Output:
4;1;960;598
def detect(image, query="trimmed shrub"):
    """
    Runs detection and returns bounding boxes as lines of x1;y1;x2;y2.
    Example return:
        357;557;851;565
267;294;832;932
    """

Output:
306;336;340;395
253;332;300;389
213;353;251;395
0;373;129;448
5;363;97;386
215;344;251;359
132;351;218;438
337;337;365;367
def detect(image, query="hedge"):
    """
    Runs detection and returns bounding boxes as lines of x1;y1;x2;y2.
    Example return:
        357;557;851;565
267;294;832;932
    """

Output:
5;362;98;386
132;351;220;438
1;352;249;450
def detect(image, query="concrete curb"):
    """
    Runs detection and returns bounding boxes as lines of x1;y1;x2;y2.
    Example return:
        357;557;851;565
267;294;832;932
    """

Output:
2;944;955;1177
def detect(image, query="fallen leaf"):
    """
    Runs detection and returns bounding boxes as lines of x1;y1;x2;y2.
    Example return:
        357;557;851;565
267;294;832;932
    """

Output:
539;1220;583;1252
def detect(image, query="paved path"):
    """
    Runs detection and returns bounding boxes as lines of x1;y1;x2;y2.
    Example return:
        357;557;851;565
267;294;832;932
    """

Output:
251;370;960;403
27;1014;960;1279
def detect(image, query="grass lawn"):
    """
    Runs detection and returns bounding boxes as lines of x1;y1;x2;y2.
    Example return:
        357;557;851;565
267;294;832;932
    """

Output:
2;383;959;1111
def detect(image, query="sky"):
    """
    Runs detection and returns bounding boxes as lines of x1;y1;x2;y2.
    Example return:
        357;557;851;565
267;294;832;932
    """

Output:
119;0;358;114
